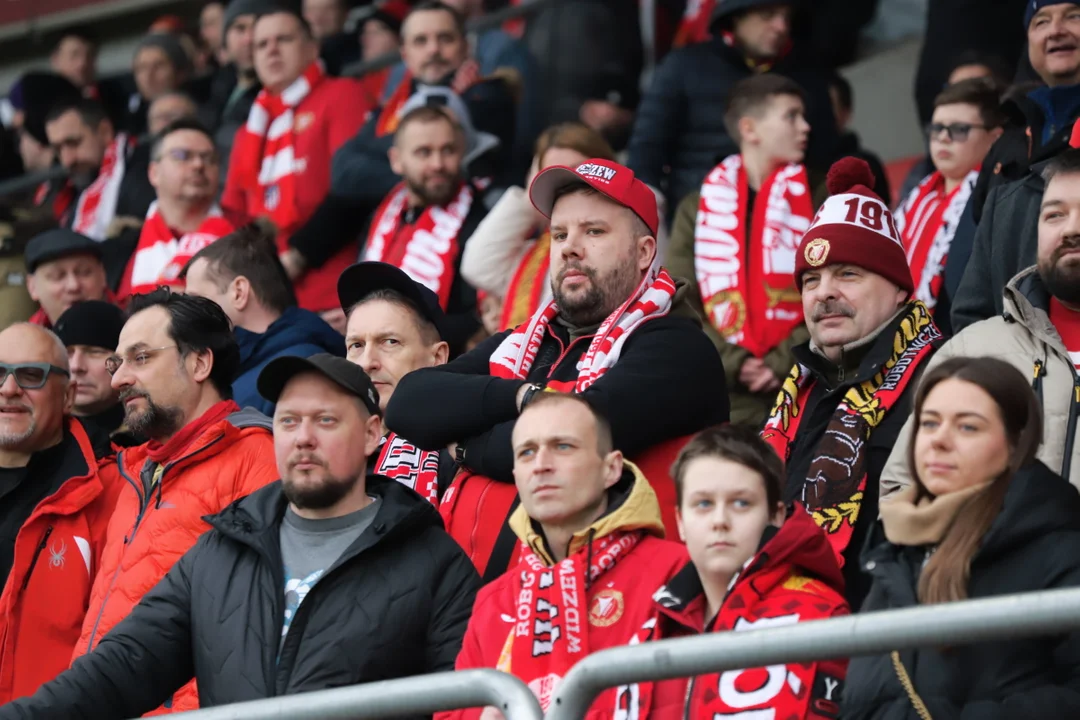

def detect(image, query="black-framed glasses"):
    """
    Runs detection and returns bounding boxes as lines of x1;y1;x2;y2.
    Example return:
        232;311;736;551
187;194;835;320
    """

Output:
105;345;179;376
0;362;70;390
925;122;988;142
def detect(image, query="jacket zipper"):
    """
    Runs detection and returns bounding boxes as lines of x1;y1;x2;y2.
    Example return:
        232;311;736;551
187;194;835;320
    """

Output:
19;526;54;592
1063;377;1080;484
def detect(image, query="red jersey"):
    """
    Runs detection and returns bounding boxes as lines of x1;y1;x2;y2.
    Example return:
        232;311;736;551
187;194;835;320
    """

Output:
1050;297;1080;372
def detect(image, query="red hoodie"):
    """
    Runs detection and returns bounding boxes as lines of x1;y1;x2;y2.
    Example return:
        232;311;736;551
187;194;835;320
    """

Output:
616;505;850;719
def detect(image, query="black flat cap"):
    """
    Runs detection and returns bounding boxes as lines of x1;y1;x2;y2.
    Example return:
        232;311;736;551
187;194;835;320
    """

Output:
25;229;103;273
257;353;381;416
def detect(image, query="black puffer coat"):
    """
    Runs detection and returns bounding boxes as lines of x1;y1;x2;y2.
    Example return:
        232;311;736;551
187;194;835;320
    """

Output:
843;461;1080;720
0;476;480;719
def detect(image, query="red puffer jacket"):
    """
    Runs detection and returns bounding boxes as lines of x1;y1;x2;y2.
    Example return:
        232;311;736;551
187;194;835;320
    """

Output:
73;406;279;715
617;504;850;719
0;419;123;704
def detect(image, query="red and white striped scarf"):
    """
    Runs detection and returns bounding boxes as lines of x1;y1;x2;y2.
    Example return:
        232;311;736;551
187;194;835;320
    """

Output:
363;182;474;310
896;169;977;310
72;133;129;241
490;268;677;393
375;432;440;507
233;62;324;232
695;156;813;358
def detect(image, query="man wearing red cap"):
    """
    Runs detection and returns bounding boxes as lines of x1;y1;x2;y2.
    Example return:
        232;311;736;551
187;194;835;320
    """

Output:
385;158;728;580
761;157;944;608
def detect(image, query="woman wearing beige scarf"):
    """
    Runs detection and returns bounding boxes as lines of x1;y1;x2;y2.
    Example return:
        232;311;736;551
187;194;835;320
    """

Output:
843;356;1080;720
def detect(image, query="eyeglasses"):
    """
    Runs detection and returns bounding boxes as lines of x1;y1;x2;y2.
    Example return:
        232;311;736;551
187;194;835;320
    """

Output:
925;122;988;142
0;362;70;390
159;148;220;166
105;346;179;376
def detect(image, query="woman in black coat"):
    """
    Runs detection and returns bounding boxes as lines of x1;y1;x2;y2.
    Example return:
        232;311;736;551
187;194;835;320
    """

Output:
843;356;1080;720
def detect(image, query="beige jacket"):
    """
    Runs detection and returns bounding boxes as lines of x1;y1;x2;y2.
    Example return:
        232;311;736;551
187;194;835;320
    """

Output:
880;266;1080;498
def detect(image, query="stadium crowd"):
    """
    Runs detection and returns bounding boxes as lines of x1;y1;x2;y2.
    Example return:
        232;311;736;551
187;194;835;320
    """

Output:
0;0;1079;718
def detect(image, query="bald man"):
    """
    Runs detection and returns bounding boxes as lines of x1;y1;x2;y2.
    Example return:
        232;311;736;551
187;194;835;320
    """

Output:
0;323;123;704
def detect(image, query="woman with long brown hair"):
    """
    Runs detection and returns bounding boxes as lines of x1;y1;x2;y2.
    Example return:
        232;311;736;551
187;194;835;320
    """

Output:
843;356;1080;719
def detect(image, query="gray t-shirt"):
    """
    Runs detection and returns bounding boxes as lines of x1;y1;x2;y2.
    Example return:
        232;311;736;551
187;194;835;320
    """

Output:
279;499;379;644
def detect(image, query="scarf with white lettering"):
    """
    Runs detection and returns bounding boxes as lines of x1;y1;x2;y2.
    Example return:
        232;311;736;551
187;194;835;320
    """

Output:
233;61;323;231
72;133;129;241
695;156;813;357
119;201;234;298
502;531;641;711
896;169;977;311
362;181;473;309
490;268;676;392
374;432;440;507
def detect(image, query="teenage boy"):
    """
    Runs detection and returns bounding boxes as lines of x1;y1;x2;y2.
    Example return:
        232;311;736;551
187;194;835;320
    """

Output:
666;74;815;427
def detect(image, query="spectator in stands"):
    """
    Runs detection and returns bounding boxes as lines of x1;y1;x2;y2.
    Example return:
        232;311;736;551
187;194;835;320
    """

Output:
883;149;1080;497
8;72;82;176
339;261;452;505
441;393;688;718
761;158;944;608
43;99;156;254
183;222;343;415
126;34;194;137
667;74;815;428
355;0;408;109
828;71;890;202
0;323;121;705
386;158;728;578
66;291;278;714
359;103;490;353
117;119;233;299
620;425;848;718
207;0;264;174
53;301;127;442
146;91;199;136
0;354;480;719
200;2;227;66
845;357;1080;718
953;1;1080;329
49;29;98;95
628;0;837;208
24;229;111;329
223;6;368;318
304;0;359;74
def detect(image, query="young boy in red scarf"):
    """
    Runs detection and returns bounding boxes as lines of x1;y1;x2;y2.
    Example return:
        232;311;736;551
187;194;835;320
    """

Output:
666;73;816;427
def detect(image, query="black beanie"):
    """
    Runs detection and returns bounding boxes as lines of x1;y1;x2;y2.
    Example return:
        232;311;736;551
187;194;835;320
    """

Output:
223;0;299;42
54;300;127;352
12;72;82;146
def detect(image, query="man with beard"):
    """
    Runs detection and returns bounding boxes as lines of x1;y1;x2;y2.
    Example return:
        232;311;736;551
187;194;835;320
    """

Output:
358;104;491;353
116;120;234;299
760;157;943;609
883;148;1080;498
67;290;278;714
386;157;728;579
0;323;122;704
0;355;479;719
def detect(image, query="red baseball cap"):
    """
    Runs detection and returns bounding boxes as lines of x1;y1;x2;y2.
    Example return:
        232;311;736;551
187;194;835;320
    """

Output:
528;158;659;236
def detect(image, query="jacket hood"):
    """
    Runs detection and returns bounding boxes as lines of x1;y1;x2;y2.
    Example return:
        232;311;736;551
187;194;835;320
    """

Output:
118;406;271;470
1002;266;1070;354
978;461;1080;561
234;307;344;373
509;460;667;565
670;275;704;326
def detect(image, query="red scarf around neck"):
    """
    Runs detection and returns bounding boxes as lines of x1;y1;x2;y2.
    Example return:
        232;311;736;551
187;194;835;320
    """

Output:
232;62;324;233
362;181;474;309
695;155;814;358
375;432;440;506
72;133;129;241
145;399;239;465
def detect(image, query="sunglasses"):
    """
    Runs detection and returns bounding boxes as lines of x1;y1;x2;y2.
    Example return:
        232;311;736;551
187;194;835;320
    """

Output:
925;122;988;142
0;362;70;390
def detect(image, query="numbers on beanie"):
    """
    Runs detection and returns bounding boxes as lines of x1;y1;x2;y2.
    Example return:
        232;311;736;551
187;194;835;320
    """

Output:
842;197;898;238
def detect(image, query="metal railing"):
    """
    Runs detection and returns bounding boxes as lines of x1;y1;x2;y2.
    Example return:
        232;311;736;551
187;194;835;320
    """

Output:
163;669;542;720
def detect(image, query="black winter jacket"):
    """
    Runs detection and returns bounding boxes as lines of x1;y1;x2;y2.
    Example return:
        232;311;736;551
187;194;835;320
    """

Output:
0;476;480;720
627;36;838;207
843;461;1080;720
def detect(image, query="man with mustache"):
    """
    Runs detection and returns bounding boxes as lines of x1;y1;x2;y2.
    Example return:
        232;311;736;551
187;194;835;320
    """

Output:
117;119;234;299
0;354;479;719
883;148;1080;499
761;157;943;609
69;290;279;714
386;157;728;579
0;323;122;704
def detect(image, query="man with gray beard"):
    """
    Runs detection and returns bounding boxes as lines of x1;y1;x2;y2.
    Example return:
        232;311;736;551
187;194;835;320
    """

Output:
385;158;727;580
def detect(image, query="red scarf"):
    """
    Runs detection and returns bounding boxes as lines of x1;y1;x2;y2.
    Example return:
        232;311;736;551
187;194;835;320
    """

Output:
374;60;483;138
119;202;234;298
232;62;324;233
762;303;940;563
72;134;129;241
1051;297;1080;372
695;156;813;358
506;531;641;711
145;400;239;465
897;169;977;311
499;231;551;331
375;432;440;507
490;269;677;393
673;0;717;48
362;182;474;310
